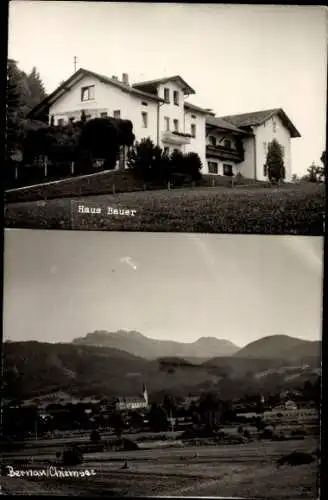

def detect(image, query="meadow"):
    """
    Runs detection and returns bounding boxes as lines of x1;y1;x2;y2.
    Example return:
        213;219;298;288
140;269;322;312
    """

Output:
1;437;319;498
4;180;325;235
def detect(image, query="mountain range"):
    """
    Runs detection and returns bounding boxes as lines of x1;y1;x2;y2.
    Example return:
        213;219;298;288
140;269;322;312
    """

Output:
72;330;239;360
72;330;320;362
3;332;321;401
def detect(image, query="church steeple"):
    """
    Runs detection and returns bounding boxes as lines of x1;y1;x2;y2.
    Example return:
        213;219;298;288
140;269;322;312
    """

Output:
142;383;149;405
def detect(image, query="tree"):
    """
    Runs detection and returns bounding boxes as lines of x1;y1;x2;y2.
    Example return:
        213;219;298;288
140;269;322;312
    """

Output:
78;117;120;168
266;139;285;183
302;162;325;183
90;429;101;443
148;403;169;432
184;152;202;181
320;150;326;170
6;59;23;159
127;138;161;181
20;66;47;117
197;393;222;429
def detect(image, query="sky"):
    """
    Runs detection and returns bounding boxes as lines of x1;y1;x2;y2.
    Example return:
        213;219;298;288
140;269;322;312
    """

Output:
7;2;327;176
3;229;324;348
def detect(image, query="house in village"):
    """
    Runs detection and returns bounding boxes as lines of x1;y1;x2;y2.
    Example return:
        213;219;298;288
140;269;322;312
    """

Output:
28;68;301;181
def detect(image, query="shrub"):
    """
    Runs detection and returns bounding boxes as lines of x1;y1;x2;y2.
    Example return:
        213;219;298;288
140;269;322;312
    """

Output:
90;429;101;443
127;138;166;182
62;446;83;466
276;451;314;467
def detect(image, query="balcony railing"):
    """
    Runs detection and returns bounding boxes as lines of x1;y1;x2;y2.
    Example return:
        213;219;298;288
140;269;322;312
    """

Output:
162;131;191;145
206;144;244;163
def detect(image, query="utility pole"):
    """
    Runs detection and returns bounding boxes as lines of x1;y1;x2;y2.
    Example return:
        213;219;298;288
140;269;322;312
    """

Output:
73;56;78;73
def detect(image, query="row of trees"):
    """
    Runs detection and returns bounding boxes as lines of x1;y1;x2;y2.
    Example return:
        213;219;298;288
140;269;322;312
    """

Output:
6;59;47;161
127;138;203;184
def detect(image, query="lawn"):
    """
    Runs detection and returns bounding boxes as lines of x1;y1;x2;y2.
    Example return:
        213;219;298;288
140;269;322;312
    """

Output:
4;182;325;235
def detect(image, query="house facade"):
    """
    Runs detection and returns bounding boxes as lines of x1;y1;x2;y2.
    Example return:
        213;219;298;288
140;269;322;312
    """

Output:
28;68;300;181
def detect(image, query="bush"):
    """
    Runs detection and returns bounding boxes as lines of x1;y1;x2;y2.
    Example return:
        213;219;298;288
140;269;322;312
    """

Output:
112;437;139;451
62;446;83;466
277;451;315;467
90;430;101;443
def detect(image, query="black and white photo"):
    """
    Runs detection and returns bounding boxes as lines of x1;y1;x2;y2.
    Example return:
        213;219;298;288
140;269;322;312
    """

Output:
4;2;326;234
1;229;323;498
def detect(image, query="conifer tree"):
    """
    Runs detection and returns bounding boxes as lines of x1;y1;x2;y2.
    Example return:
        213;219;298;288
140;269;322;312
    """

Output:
266;139;285;182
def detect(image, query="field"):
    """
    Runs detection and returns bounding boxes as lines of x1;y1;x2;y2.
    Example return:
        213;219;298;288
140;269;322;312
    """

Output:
4;181;325;234
1;437;319;498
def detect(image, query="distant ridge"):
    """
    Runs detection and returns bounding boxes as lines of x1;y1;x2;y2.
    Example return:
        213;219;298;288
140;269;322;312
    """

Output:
72;330;239;360
235;334;321;361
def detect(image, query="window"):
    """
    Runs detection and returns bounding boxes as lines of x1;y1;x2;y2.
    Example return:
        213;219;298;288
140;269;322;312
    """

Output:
191;123;196;138
113;110;121;119
273;120;277;133
224;139;232;149
191;114;196;119
81;85;95;102
223;164;233;176
173;119;179;132
164;87;170;103
57;118;64;126
173;91;179;106
209;136;217;146
208;161;218;174
141;111;148;128
100;112;108;118
141;101;148;106
263;164;268;176
164;117;170;131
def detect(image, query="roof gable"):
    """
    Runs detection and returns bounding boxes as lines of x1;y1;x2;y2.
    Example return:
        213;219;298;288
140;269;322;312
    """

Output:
220;108;301;138
206;115;250;135
184;101;214;115
133;75;195;95
28;68;164;118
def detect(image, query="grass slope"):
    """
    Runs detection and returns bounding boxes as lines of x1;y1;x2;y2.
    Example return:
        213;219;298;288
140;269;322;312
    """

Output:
4;182;325;235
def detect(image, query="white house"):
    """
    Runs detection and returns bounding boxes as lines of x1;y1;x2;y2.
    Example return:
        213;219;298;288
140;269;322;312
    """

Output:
28;68;301;180
218;109;301;182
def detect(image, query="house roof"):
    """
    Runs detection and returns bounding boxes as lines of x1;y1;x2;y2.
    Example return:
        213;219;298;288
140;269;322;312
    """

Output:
28;68;164;119
133;75;195;95
184;101;215;115
219;108;301;138
206;115;250;135
118;396;146;404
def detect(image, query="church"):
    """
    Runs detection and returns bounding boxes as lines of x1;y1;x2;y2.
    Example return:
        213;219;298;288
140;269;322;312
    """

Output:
116;384;149;412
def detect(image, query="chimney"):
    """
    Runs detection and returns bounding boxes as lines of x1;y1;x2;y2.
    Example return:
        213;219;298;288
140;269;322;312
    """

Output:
122;73;129;85
112;75;118;81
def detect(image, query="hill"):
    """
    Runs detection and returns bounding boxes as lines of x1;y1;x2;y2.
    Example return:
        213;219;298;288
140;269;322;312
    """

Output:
3;338;321;402
235;335;321;362
72;330;239;359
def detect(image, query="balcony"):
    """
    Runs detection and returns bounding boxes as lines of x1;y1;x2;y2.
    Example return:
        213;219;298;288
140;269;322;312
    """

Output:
206;144;244;163
162;131;191;145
